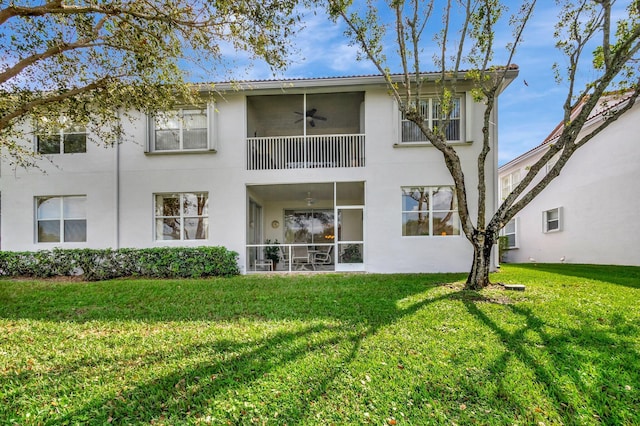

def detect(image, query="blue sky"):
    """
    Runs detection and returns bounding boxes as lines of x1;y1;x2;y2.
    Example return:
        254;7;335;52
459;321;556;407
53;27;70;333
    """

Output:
187;2;623;165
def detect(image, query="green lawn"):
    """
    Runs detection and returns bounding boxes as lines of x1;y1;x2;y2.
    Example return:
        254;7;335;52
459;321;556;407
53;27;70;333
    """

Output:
1;264;638;425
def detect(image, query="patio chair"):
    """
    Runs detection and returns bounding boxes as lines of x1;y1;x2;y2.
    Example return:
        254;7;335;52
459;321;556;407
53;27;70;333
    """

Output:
292;245;315;271
253;258;273;271
279;246;291;271
313;246;334;265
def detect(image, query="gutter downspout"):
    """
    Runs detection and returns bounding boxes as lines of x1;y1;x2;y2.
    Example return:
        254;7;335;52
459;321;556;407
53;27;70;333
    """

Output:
114;111;121;249
492;101;499;269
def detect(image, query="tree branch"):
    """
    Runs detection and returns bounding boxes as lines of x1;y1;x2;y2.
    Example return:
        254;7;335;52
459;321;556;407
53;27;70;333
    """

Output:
0;77;116;130
0;38;105;85
395;2;412;104
496;83;639;229
0;1;221;29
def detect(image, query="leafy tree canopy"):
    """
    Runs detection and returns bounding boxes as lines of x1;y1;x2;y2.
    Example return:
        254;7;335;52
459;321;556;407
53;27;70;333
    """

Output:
0;0;301;165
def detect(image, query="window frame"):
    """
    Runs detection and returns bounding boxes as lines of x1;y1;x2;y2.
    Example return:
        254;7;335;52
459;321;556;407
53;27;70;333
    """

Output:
543;207;562;233
501;218;518;249
147;104;216;153
400;96;463;143
401;186;461;237
154;192;209;241
546;153;559;174
500;170;521;201
35;125;87;154
283;208;335;244
35;195;87;243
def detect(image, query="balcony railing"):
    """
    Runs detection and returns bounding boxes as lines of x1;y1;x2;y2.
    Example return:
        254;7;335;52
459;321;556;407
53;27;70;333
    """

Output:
247;134;365;170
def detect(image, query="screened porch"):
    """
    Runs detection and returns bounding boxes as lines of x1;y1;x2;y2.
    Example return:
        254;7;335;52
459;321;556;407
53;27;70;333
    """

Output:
246;93;365;170
246;182;365;273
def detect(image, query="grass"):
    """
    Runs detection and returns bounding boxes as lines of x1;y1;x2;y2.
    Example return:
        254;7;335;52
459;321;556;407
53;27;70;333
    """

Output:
0;264;638;425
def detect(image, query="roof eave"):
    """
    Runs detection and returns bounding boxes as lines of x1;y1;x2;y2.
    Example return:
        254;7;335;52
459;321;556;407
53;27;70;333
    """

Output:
498;143;548;172
203;66;520;93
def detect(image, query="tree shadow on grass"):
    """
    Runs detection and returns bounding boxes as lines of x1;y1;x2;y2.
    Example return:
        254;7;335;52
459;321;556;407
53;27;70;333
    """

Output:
50;292;457;424
50;324;348;424
3;275;638;424
461;299;640;424
511;263;640;289
1;274;466;424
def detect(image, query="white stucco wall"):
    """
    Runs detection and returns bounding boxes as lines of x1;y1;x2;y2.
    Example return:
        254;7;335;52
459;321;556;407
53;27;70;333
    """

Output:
0;132;118;251
0;77;507;273
499;102;640;266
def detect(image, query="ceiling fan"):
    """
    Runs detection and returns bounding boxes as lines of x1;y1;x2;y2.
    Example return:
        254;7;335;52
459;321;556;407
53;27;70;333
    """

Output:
305;192;315;206
294;108;327;127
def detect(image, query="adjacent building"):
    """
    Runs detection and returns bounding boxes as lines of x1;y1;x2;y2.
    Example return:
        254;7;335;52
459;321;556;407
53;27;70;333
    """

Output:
499;93;640;266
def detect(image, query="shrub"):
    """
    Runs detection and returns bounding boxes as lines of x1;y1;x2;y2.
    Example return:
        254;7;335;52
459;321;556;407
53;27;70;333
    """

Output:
0;246;239;281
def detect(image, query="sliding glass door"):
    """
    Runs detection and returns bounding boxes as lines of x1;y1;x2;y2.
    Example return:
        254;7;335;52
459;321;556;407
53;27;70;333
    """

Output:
283;209;335;244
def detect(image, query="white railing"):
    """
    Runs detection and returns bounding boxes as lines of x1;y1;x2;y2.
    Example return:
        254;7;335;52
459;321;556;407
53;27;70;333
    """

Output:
246;134;365;170
246;243;335;272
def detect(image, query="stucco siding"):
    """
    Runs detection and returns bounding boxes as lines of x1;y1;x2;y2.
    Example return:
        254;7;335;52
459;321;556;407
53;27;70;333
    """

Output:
0;78;506;273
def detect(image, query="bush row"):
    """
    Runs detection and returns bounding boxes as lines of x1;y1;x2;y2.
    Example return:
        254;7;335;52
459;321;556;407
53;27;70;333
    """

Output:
0;246;239;281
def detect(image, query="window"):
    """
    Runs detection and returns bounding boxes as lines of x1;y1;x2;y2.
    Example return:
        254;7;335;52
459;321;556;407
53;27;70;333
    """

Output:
402;186;460;236
155;192;208;240
501;218;518;248
149;106;214;152
543;207;562;233
36;125;87;154
401;97;462;142
500;170;520;201
284;209;335;243
284;210;335;244
36;196;86;243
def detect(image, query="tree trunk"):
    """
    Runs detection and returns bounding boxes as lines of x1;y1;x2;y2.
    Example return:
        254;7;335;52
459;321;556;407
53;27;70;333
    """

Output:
465;231;494;290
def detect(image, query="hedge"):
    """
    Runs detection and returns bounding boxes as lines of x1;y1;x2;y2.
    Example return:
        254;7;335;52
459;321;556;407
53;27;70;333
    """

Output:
0;246;240;281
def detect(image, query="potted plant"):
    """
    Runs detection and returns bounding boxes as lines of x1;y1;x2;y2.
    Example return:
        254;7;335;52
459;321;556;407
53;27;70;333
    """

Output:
340;244;363;263
264;239;281;270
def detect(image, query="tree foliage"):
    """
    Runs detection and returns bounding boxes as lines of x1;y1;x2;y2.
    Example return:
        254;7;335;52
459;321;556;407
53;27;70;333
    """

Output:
0;0;301;166
329;0;639;289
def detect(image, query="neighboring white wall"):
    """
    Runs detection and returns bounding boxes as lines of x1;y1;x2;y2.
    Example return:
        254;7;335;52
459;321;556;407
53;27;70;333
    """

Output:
0;79;503;274
500;103;640;266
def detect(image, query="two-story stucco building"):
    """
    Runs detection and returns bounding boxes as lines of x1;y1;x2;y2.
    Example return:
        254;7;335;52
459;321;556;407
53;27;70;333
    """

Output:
0;72;517;273
498;92;640;266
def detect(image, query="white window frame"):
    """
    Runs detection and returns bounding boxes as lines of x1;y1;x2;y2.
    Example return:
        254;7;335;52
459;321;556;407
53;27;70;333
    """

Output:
546;153;559;174
543;207;562;233
400;96;463;143
154;192;209;241
500;218;518;249
500;170;521;201
35;125;87;154
401;186;461;237
147;103;216;153
35;195;87;243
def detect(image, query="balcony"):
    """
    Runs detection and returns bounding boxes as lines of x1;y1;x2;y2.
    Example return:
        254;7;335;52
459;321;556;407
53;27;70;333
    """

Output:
246;134;365;170
246;92;365;171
